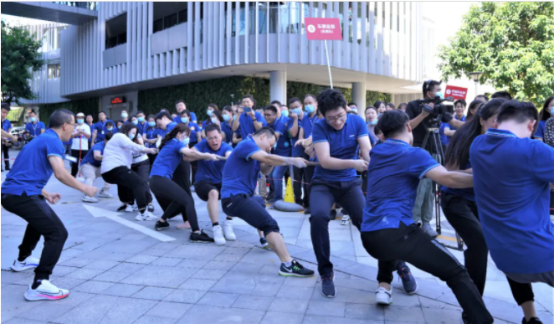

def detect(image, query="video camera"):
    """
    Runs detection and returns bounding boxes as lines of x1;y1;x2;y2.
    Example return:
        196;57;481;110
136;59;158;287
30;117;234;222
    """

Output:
416;95;454;128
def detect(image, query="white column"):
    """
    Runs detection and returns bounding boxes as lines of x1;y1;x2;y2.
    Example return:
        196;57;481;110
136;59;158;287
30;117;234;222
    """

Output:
352;82;366;115
270;71;287;104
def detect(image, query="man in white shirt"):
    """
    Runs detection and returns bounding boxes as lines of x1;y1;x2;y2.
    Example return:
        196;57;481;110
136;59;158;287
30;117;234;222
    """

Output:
70;112;91;177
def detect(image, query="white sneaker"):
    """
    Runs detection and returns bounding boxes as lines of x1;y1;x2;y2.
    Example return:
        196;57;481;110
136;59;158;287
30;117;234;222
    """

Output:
375;287;393;305
98;189;113;198
81;195;98;203
142;211;158;221
341;215;350;226
11;256;40;272
212;225;226;245
125;205;135;213
24;280;69;301
135;212;146;221
222;221;236;241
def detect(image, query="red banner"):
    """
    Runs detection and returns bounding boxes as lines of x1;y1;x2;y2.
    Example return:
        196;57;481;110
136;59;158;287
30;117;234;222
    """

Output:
445;85;468;100
305;18;342;41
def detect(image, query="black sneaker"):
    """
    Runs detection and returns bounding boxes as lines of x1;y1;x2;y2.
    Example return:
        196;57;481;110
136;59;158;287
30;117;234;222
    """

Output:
279;260;314;278
155;220;169;231
396;261;417;294
304;208;310;215
260;237;269;249
321;272;336;297
523;317;543;324
148;205;154;212
460;312;469;324
117;204;127;212
190;230;214;243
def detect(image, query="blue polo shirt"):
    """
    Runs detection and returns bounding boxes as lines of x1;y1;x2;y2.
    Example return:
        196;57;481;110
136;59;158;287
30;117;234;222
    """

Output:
149;138;186;179
269;116;292;157
25;121;45;137
158;122;178;138
312;114;368;182
238;111;266;140
2;119;12;142
93;120;113;142
137;122;148;135
2;129;65;196
440;115;466;146
221;122;234;144
221;136;261;198
144;127;158;148
187;122;200;144
194;140;233;184
441;161;474;201
361;139;440;232
470;129;554;274
80;142;105;167
289;115;303;157
300;112;319;138
534;120;546;139
173;111;197;124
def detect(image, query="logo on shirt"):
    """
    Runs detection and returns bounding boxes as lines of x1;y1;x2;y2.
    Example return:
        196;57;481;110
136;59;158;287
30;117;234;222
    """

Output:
349;135;355;138
191;127;195;131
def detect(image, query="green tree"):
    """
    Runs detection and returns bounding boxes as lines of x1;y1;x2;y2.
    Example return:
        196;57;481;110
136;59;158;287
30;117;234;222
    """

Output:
438;2;554;105
1;21;44;105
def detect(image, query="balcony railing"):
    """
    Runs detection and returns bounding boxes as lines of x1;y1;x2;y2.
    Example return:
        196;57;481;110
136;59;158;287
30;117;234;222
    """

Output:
53;2;98;11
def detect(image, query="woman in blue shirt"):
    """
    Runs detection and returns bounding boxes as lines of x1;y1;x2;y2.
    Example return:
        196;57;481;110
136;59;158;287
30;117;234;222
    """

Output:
534;95;553;142
143;115;158;166
442;98;539;324
149;123;219;243
201;103;219;137
220;106;234;144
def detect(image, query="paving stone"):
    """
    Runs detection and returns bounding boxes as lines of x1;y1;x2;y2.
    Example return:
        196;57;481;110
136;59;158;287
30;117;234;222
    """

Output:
73;280;115;293
179;278;217;291
268;297;309;314
65;268;105;280
311;284;375;304
175;304;264;324
109;262;146;274
59;257;94;268
260;311;304;324
133;287;175;300
276;286;314;300
16;291;94;322
203;260;237;271
191;269;227;281
47;276;86;289
101;283;144;297
3;318;49;324
175;259;209;269
222;247;252;255
306;300;346;317
344;303;385;320
151;257;184;267
51;265;79;277
210;272;257;295
229;262;264;273
146;301;192;319
213;253;244;262
133;315;178;324
197;292;239;307
232;295;274;311
43;294;118;324
302;315;384;324
83;259;121;271
98;297;158;324
384;306;426;323
93;269;132;283
422;307;463;324
418;296;461;311
126;255;159;264
164;289;206;304
121;265;196;288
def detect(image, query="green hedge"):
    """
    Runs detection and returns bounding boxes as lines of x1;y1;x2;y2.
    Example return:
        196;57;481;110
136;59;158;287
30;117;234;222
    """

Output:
138;76;390;121
38;98;99;124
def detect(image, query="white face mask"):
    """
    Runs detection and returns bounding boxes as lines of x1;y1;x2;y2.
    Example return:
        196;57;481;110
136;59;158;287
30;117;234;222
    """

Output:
128;133;135;140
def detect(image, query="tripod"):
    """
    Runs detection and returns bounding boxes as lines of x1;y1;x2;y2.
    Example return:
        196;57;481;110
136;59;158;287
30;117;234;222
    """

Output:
421;126;464;251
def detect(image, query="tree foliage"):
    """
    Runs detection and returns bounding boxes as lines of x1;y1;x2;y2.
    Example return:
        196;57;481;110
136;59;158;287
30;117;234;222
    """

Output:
438;2;554;105
1;21;44;105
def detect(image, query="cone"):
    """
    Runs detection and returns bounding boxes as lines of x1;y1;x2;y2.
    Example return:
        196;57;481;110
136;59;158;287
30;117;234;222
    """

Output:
284;178;295;203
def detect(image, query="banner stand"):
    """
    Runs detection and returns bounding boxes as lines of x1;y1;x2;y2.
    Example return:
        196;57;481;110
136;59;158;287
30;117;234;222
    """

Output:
305;18;342;90
324;40;333;89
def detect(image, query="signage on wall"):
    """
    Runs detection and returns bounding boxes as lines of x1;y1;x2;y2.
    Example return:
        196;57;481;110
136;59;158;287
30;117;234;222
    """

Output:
305;18;343;41
445;85;468;100
110;96;126;104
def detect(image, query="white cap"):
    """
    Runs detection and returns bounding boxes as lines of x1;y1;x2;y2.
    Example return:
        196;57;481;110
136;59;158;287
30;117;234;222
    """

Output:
76;112;85;117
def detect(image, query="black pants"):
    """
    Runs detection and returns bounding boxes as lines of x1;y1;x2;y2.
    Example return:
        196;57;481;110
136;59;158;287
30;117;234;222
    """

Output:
361;170;368;195
147;153;156;167
441;192;535;305
303;164;315;208
293;165;305;206
1;193;68;281
309;179;364;275
2;144;10;169
190;142;198;184
163;160;192;220
222;194;279;236
362;223;493;324
150;175;199;231
71;149;88;177
131;160;153;205
102;166;149;211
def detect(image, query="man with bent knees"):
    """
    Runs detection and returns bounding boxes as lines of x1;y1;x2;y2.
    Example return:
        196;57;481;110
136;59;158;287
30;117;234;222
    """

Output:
2;109;98;301
221;127;314;277
193;124;235;245
361;110;492;324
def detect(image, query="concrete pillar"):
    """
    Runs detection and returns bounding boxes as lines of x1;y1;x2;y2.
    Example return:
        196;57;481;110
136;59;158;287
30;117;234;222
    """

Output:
352;82;366;117
270;71;287;105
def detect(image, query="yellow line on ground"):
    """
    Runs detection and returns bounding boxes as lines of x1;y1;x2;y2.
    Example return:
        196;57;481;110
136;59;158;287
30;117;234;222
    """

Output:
438;235;457;242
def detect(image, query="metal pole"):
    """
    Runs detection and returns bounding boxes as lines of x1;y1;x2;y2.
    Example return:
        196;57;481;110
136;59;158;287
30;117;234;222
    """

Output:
474;80;479;97
324;40;333;89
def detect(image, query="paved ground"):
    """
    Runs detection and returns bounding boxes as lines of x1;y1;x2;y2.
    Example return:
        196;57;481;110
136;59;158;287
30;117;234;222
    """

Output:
1;149;553;324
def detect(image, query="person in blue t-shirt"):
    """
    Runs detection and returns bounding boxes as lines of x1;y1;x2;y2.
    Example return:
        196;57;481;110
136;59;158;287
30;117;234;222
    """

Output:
471;101;554;322
2;103;13;171
135;110;148;135
142;115;159;165
232;95;267;140
220;106;235;144
192;124;235;245
174;99;198;124
25;110;46;139
86;114;95;149
285;98;306;207
178;110;201;184
1;109;98;301
91;111;113;144
360;110;492;323
200;103;219;138
150;123;217;243
534;95;553;142
309;89;371;297
220;127;314;278
80;132;114;203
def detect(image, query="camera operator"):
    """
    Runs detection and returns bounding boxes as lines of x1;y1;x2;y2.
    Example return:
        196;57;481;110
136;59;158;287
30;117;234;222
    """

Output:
405;80;465;237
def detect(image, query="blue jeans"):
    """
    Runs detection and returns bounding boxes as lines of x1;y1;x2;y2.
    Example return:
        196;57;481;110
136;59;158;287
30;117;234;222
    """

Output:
270;165;288;202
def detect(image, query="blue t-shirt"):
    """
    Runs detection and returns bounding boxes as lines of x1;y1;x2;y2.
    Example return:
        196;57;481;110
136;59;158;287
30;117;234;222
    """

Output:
187;122;200;144
173;111;198;124
238;111;267;140
2;119;12;142
194;140;233;184
94;120;113;142
289;115;303;157
202;120;211;130
440;115;466;147
2;129;65;196
136;122;148;135
269;116;292;157
361;139;440;232
80;142;105;167
158;122;178;138
312;114;369;182
300;112;319;139
221;136;261;198
25;121;45;137
534;120;546;139
149;138;186;179
221;122;234;144
144;127;158;148
471;129;554;274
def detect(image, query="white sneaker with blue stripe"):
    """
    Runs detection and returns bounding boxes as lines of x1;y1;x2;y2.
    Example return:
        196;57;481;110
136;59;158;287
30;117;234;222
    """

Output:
11;256;40;272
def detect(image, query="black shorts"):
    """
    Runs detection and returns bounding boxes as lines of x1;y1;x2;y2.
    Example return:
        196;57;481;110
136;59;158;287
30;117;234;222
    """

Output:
194;180;222;201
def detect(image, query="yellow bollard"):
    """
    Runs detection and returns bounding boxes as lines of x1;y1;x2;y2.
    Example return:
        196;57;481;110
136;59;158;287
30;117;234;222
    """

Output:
284;178;295;203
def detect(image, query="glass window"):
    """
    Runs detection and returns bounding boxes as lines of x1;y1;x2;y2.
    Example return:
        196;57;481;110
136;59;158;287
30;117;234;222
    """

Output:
153;19;163;33
178;9;187;24
48;64;60;79
164;13;177;29
117;32;126;46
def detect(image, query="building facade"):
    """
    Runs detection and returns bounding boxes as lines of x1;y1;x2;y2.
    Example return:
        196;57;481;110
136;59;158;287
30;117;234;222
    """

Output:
10;2;431;117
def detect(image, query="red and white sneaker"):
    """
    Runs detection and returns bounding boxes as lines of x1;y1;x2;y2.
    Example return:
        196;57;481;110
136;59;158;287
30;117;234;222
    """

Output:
24;280;69;301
